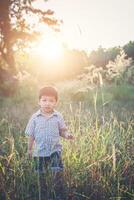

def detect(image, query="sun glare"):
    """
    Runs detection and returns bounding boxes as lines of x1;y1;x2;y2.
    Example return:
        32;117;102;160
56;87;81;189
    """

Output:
34;37;63;61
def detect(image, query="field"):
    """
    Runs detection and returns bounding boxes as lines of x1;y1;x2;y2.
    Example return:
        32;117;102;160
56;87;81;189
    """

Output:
0;82;134;200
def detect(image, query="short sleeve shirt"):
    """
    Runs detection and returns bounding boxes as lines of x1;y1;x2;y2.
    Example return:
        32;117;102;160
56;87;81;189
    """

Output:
25;110;67;157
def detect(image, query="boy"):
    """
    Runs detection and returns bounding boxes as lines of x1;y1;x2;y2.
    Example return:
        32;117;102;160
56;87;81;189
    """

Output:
25;86;74;199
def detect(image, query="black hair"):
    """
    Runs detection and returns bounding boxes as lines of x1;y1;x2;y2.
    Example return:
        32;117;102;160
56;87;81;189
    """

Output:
39;86;58;101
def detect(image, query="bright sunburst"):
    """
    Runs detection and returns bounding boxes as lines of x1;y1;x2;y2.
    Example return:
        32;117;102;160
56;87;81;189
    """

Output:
33;37;63;61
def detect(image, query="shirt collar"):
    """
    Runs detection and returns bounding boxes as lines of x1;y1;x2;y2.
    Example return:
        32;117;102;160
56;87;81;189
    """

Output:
35;109;58;117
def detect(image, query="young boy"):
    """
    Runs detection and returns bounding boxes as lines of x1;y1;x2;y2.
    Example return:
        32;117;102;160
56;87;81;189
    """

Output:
25;86;74;199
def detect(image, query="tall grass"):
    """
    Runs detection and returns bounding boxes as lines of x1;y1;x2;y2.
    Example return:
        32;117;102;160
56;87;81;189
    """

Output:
62;102;134;200
0;85;134;200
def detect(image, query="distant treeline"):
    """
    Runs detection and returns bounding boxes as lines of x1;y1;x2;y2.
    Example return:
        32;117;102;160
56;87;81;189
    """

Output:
88;40;134;67
25;40;134;81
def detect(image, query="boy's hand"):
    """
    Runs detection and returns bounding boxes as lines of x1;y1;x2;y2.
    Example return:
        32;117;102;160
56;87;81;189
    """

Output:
27;150;32;159
66;134;75;140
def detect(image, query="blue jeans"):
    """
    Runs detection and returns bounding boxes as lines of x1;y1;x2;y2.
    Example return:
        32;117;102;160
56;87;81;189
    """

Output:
34;151;64;173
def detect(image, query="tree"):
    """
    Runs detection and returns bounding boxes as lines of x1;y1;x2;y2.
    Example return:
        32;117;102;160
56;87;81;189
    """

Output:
123;41;134;61
88;46;107;67
0;0;58;96
88;46;120;68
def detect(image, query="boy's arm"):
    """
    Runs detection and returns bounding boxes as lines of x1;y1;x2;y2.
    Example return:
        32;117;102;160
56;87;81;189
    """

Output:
58;114;74;140
60;128;74;140
25;115;35;158
27;135;35;158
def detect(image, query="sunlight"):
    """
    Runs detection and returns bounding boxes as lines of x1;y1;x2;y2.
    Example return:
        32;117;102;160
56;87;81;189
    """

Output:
34;37;63;61
30;35;65;76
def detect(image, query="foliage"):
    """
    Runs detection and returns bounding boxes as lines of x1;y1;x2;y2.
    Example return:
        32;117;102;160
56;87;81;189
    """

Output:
88;40;134;70
14;40;134;84
0;0;58;96
105;49;132;84
88;46;121;67
124;40;134;60
79;49;134;86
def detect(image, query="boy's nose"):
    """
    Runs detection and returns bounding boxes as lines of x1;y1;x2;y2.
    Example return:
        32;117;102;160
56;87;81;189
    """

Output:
45;101;50;105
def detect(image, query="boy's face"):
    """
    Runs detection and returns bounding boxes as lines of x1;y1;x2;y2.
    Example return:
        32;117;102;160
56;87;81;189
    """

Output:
38;95;57;114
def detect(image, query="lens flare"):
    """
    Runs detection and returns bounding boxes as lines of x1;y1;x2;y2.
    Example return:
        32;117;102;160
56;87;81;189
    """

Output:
34;37;63;61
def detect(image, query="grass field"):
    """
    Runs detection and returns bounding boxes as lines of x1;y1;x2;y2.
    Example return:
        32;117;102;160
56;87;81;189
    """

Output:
0;83;134;200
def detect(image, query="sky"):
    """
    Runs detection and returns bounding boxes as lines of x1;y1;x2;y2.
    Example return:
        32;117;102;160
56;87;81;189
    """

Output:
34;0;134;52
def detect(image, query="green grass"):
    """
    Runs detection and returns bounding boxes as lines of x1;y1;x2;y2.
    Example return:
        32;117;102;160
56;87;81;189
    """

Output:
0;84;134;200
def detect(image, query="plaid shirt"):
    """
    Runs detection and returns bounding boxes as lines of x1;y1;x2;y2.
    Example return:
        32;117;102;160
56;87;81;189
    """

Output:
25;109;67;157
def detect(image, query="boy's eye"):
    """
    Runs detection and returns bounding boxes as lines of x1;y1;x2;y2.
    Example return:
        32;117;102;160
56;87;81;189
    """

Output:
42;99;53;103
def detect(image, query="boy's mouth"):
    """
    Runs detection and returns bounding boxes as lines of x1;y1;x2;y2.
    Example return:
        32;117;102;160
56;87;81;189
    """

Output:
44;107;52;110
41;107;53;113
